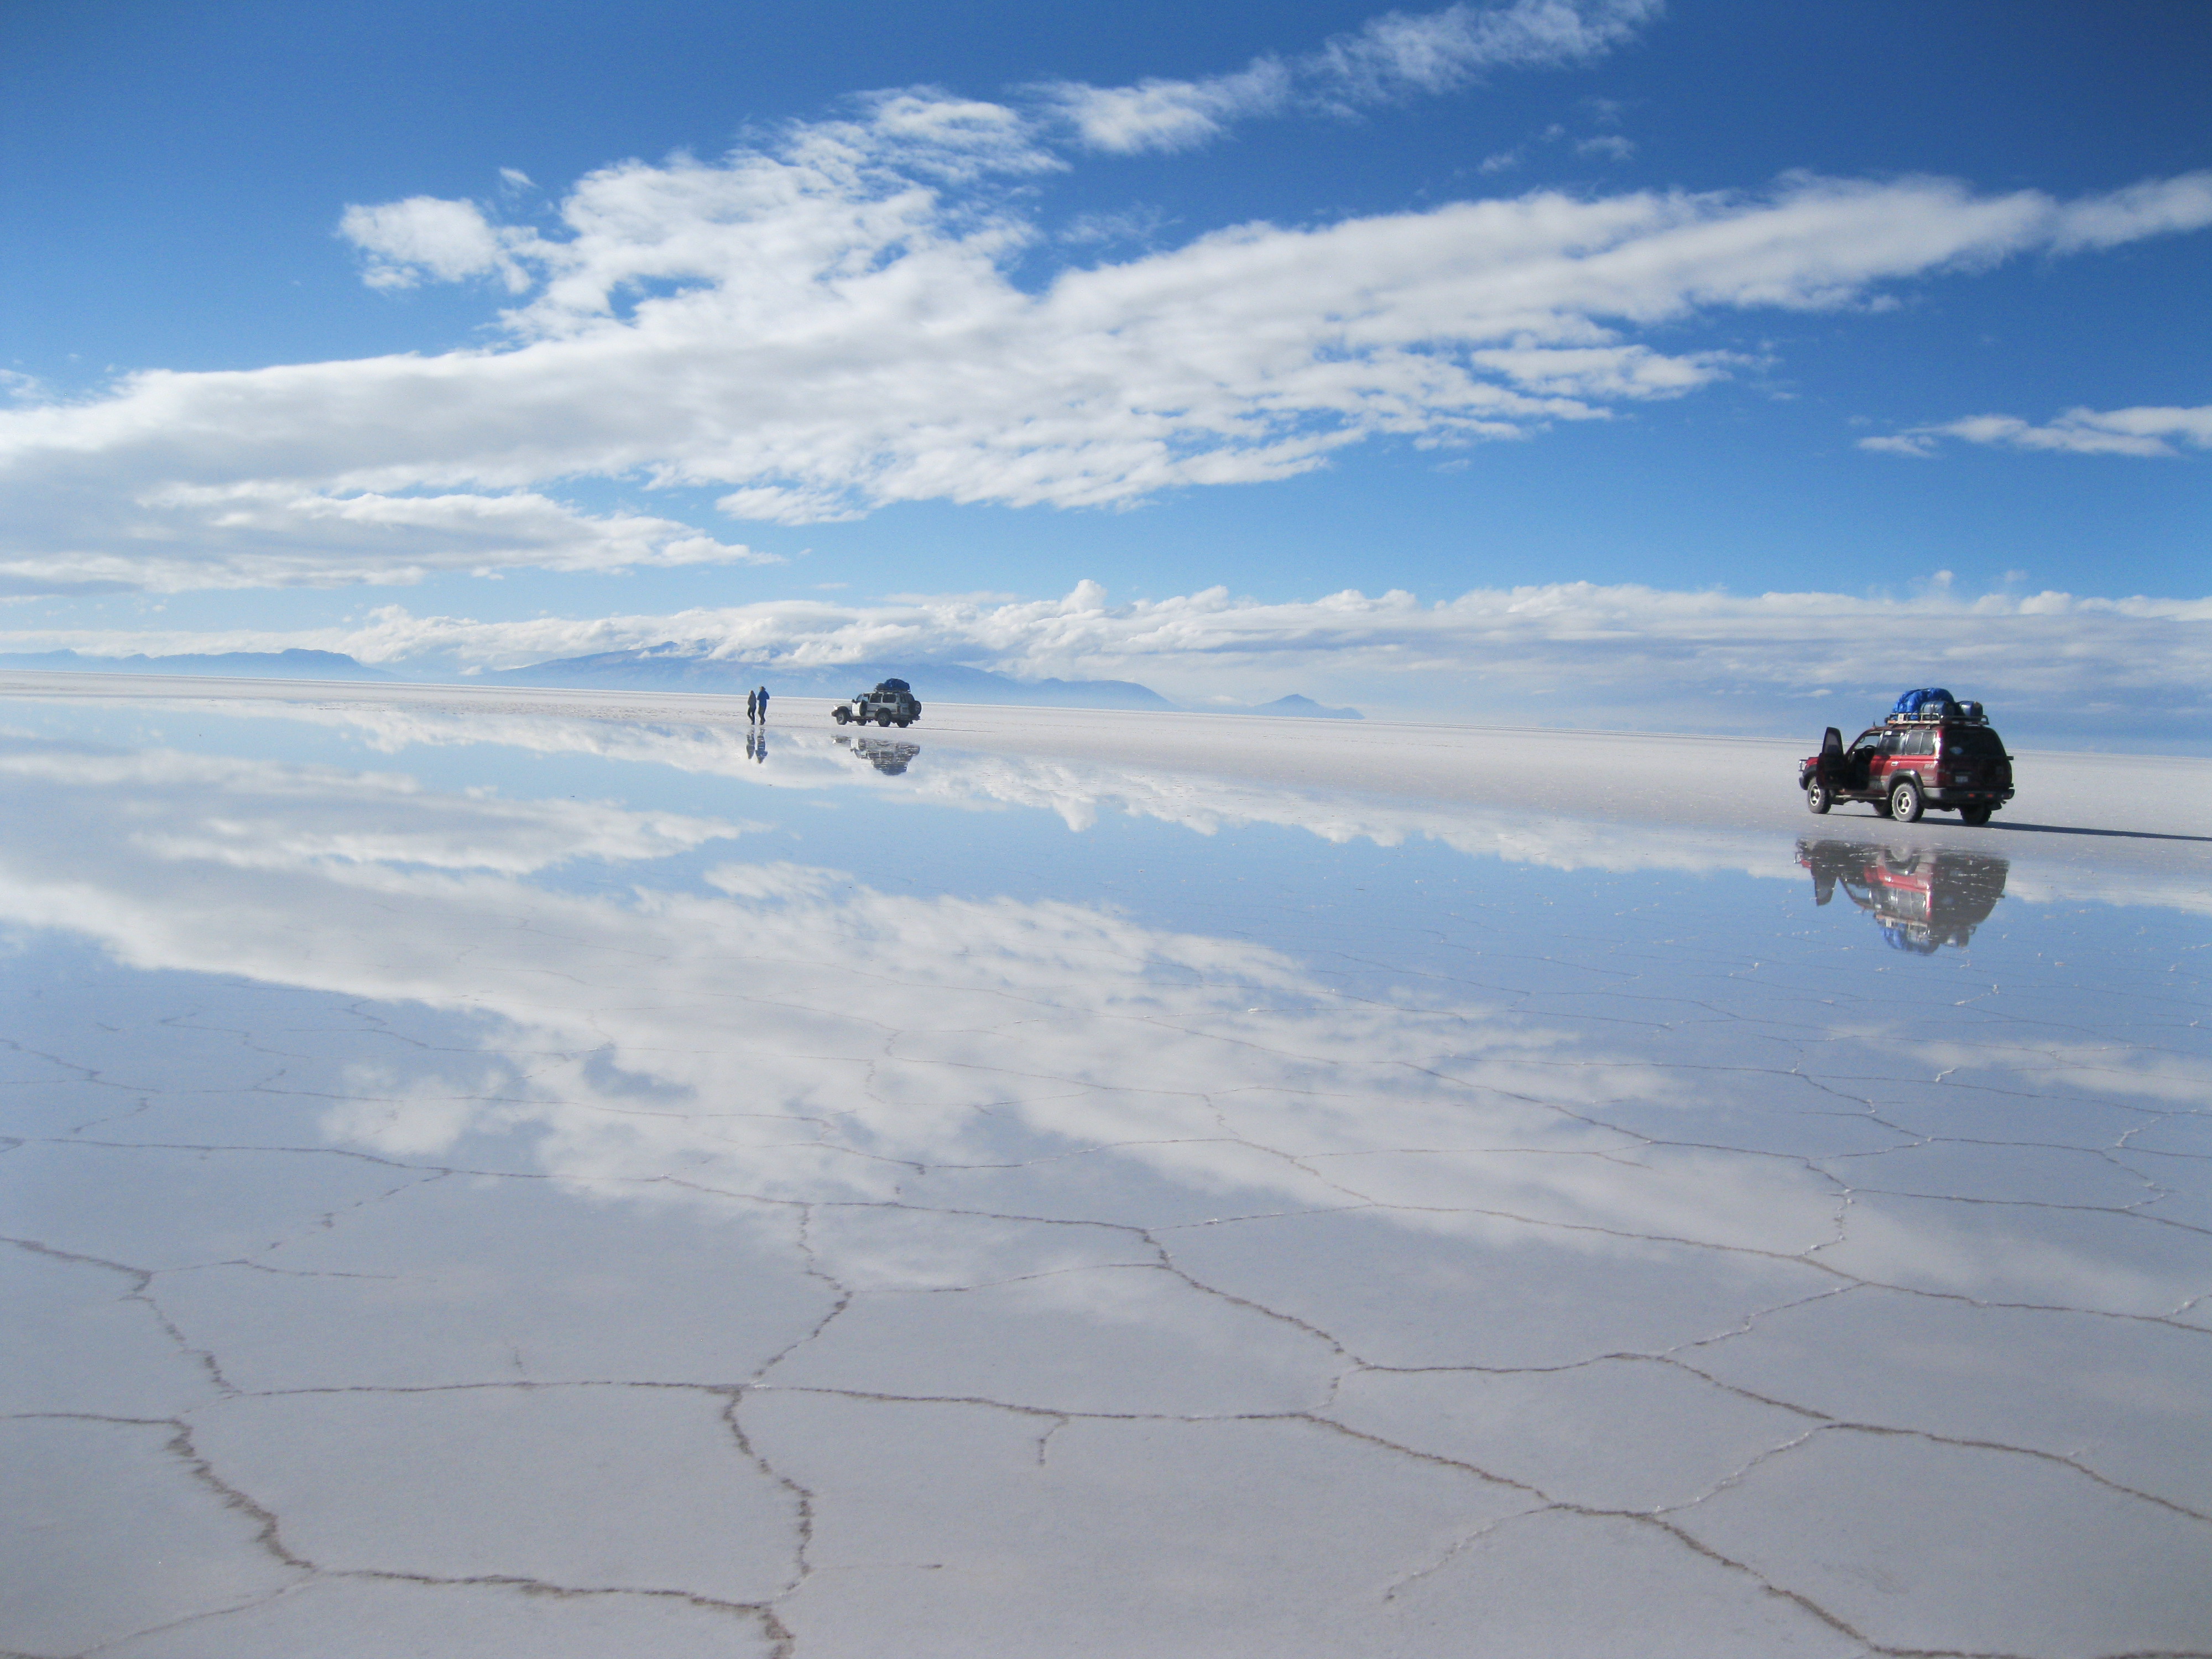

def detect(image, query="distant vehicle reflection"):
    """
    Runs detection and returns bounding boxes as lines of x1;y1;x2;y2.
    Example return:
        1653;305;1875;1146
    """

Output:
839;735;920;775
1797;839;2008;953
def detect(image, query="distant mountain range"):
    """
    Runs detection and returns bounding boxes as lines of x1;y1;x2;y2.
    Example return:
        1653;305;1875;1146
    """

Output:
482;650;1181;711
0;643;1360;718
483;648;1361;717
1218;692;1363;721
0;648;392;680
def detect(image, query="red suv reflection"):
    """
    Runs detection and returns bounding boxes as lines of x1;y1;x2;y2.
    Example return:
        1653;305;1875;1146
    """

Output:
1798;839;2009;953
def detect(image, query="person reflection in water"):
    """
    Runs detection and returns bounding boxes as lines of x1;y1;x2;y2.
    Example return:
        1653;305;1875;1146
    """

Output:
1798;839;2009;953
745;726;767;764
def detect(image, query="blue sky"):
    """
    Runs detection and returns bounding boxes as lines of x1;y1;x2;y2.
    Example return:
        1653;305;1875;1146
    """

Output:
1;0;2206;726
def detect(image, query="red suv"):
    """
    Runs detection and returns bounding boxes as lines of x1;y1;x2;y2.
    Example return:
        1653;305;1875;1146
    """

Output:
1799;695;2014;825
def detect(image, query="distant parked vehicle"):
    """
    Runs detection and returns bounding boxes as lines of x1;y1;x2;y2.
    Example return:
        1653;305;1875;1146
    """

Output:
1799;688;2013;825
832;679;922;728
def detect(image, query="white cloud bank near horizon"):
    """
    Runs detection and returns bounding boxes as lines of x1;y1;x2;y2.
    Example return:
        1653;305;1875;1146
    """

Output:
1;22;2209;596
1865;403;2212;458
7;577;2208;728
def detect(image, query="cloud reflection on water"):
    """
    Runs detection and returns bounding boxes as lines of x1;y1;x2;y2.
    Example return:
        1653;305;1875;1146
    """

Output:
1;729;2204;1326
7;698;2212;1659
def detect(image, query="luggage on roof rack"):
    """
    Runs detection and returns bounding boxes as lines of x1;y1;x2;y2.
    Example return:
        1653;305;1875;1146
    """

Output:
1891;688;1956;716
1881;691;1988;726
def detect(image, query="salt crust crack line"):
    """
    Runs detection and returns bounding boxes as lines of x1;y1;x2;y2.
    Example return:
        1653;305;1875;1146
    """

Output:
16;1154;2209;1490
13;1126;2212;1336
2;1236;238;1397
133;1376;2182;1659
12;1181;2212;1656
8;1408;799;1658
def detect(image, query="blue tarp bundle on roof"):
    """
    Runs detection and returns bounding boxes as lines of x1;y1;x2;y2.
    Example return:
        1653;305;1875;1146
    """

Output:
1892;687;1957;714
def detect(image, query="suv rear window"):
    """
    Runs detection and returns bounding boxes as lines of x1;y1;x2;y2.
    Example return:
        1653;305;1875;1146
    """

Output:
1944;727;2006;760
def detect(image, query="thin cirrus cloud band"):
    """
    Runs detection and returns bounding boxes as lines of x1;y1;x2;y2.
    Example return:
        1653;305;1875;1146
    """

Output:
1864;404;2212;458
1033;0;1663;153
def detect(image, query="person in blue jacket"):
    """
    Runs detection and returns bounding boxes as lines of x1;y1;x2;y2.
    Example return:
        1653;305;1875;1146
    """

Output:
755;685;769;722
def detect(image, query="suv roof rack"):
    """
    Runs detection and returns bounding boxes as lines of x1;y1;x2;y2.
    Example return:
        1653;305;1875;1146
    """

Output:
1884;704;1986;726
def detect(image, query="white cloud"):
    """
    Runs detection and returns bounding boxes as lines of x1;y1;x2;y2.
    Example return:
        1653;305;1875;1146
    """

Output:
1042;0;1662;154
1059;205;1171;247
0;64;2208;593
8;577;2208;726
1864;403;2212;459
339;196;540;293
1855;432;1936;458
1044;61;1293;155
2049;171;2212;251
0;482;780;593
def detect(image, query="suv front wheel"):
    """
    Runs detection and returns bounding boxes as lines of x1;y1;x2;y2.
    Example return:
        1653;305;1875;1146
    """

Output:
1888;776;1924;823
1805;779;1831;815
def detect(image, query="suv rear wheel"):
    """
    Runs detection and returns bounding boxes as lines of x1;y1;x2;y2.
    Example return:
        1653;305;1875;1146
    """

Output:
1889;777;1924;823
1959;804;1992;826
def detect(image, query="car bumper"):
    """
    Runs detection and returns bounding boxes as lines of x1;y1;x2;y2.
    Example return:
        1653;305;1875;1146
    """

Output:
1924;787;2014;805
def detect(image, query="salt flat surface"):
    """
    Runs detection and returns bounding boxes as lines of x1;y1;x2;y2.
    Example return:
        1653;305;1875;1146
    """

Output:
1;674;2208;1657
6;669;2205;837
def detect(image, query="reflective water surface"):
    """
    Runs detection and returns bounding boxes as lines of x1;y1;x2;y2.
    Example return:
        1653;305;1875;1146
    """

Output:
2;690;2208;1659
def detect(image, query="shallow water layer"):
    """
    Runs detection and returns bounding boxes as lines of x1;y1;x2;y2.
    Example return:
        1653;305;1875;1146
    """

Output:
2;691;2208;1659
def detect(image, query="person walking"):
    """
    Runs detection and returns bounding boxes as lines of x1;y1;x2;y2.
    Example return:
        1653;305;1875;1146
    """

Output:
755;685;770;722
745;688;758;723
